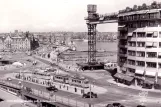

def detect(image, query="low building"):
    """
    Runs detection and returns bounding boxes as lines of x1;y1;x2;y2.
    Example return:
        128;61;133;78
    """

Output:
0;34;31;52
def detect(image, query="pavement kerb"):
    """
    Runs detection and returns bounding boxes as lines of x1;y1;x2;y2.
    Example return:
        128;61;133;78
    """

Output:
107;79;161;93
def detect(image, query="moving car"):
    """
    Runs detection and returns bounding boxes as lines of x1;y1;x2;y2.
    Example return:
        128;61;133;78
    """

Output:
46;86;58;92
82;92;97;98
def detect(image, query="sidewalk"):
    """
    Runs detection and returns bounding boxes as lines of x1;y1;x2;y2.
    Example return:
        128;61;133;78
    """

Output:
0;88;35;107
107;79;161;93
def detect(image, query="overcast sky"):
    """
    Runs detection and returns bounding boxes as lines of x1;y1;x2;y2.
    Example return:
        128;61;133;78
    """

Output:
0;0;159;32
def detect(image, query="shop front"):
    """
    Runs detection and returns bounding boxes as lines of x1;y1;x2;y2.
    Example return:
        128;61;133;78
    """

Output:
114;73;134;85
135;69;145;86
154;72;161;89
142;70;156;89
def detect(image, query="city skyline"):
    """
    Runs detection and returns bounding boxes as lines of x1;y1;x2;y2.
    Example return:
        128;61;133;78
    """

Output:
0;0;159;33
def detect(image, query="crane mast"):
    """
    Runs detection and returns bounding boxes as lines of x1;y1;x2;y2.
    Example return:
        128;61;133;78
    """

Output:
79;4;118;70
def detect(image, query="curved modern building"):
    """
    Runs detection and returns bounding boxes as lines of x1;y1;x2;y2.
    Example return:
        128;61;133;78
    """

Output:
117;3;161;87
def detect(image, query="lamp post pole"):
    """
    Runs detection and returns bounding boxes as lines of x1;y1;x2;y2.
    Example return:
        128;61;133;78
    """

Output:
89;81;91;107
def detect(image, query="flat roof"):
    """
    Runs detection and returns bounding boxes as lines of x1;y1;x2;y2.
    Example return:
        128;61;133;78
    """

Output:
119;9;161;17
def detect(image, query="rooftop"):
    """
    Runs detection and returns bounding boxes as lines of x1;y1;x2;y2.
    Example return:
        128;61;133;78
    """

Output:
119;1;161;14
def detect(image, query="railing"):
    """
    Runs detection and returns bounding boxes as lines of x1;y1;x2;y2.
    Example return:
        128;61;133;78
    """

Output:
0;79;103;107
22;88;97;107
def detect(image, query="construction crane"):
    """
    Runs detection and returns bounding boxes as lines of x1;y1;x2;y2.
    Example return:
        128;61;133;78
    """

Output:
79;5;118;70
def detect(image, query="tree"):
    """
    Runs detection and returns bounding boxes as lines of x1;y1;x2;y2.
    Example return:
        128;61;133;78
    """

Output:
151;1;157;9
138;6;143;10
158;3;161;8
142;3;147;10
133;5;138;11
126;7;131;12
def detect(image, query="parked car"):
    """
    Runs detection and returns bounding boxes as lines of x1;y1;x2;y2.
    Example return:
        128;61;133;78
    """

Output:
46;86;58;92
7;77;12;81
105;104;113;107
137;105;146;107
112;102;124;107
82;92;97;98
26;59;32;62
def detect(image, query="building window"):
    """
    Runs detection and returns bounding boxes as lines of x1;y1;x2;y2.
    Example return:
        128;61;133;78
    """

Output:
146;32;153;37
128;59;135;65
153;32;158;38
158;63;161;68
146;62;156;68
146;52;157;58
137;32;145;38
132;32;136;37
137;61;145;67
137;42;145;47
153;42;158;48
137;51;145;57
158;53;161;58
146;42;153;48
159;32;161;38
128;68;135;73
128;50;135;56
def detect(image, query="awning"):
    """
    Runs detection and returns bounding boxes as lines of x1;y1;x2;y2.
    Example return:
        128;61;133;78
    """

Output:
153;42;158;47
124;76;134;82
147;32;153;34
146;42;153;46
126;71;135;76
135;76;145;80
144;77;155;84
114;73;124;79
145;71;156;77
135;69;144;75
128;32;133;36
118;25;125;28
114;73;134;82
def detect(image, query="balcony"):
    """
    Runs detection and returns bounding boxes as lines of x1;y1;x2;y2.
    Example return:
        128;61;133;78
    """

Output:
127;55;136;60
145;48;158;52
130;37;137;41
136;47;146;51
127;46;136;50
145;57;158;62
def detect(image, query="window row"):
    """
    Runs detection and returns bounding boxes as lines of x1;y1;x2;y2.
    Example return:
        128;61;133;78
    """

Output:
131;31;159;38
119;13;160;21
127;51;161;58
127;60;157;68
128;21;159;28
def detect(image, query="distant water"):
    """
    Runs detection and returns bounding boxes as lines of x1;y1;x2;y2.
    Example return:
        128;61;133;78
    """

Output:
74;40;118;52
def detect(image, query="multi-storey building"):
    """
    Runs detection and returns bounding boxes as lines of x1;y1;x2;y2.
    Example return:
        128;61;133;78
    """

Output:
0;33;31;52
117;3;161;86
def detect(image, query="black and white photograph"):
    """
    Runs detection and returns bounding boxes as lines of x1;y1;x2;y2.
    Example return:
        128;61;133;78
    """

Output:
0;0;161;107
